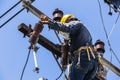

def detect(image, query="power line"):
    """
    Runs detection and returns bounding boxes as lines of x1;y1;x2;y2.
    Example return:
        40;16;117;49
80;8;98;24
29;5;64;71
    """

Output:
108;13;120;39
20;46;32;80
51;52;68;80
54;31;62;44
0;0;22;19
97;0;108;39
0;8;25;28
97;0;120;65
56;72;63;80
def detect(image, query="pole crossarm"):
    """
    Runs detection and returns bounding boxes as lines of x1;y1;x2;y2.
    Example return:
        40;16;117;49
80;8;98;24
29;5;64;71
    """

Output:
22;0;51;20
18;23;61;57
101;57;120;76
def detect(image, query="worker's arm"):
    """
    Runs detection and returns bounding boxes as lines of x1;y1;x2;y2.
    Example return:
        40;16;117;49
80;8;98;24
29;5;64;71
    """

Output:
46;20;82;35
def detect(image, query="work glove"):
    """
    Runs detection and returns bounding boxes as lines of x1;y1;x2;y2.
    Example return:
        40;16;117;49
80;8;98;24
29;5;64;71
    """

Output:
40;15;50;24
40;15;54;25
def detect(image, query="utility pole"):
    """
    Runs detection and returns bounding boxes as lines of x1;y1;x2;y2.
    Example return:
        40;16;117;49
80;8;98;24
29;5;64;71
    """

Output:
18;23;120;78
20;0;120;79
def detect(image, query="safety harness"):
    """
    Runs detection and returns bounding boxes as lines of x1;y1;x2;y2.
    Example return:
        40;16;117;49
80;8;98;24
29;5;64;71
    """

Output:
73;45;96;69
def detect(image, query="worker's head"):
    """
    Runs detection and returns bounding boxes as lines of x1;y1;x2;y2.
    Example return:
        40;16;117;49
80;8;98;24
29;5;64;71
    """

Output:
52;8;64;21
94;39;105;46
94;39;105;53
60;14;78;23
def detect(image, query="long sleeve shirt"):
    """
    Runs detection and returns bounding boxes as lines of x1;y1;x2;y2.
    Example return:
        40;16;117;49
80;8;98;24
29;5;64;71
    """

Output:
49;20;93;53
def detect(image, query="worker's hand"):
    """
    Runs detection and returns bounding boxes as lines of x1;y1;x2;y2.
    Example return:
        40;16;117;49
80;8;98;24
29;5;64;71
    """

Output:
40;21;49;24
40;15;52;24
40;15;49;21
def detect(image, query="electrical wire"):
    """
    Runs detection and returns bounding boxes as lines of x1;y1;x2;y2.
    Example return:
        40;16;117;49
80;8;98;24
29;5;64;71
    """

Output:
97;0;108;39
54;31;62;44
53;23;65;80
51;52;68;80
97;0;120;65
54;30;64;80
56;71;63;80
97;0;113;65
20;46;32;80
52;32;69;80
0;0;64;79
108;13;120;39
0;8;25;28
1;0;65;79
0;0;22;18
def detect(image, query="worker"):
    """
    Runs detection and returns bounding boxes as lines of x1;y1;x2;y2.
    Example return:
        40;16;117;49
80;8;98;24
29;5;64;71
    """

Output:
52;8;69;40
94;39;105;55
94;39;107;80
52;8;70;76
40;14;98;80
52;9;71;79
52;8;64;21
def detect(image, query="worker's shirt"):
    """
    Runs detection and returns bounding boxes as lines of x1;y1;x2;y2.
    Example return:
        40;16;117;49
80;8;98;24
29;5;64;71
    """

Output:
49;20;93;53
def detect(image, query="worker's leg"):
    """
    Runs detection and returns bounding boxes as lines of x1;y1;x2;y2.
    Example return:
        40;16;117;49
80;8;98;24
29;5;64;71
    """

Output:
70;56;91;80
83;58;98;80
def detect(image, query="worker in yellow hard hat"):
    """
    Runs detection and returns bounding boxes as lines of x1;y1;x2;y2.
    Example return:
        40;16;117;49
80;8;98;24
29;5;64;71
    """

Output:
41;14;98;80
60;14;78;23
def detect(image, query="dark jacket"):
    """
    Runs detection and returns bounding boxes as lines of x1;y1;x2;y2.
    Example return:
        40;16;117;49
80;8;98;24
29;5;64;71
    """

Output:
49;20;93;53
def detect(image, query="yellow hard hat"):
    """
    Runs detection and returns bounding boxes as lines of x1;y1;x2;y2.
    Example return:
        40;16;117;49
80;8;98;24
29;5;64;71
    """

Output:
60;14;75;23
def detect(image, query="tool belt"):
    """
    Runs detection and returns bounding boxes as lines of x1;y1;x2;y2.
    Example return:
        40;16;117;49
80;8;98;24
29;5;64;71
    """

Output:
73;46;95;61
73;46;96;69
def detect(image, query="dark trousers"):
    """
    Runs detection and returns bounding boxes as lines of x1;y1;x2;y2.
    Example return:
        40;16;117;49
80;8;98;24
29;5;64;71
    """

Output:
70;52;98;80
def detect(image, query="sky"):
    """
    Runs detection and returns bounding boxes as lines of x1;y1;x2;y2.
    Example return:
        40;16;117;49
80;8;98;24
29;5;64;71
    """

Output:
0;0;120;80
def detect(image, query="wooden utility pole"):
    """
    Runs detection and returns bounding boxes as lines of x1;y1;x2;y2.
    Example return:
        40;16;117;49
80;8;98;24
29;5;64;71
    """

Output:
18;22;120;78
20;0;120;78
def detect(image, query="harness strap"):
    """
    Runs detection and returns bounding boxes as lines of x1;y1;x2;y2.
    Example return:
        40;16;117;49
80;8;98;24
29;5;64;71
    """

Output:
76;46;95;61
75;46;95;69
89;46;95;59
97;52;102;64
76;52;81;69
87;47;91;61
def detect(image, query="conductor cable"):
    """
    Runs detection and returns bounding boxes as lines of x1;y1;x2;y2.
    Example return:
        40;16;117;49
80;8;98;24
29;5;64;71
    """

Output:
0;0;22;18
51;52;68;80
108;13;120;39
0;8;25;28
20;45;32;80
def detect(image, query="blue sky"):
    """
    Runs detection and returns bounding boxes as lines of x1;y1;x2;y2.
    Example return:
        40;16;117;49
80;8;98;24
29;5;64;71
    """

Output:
0;0;120;80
